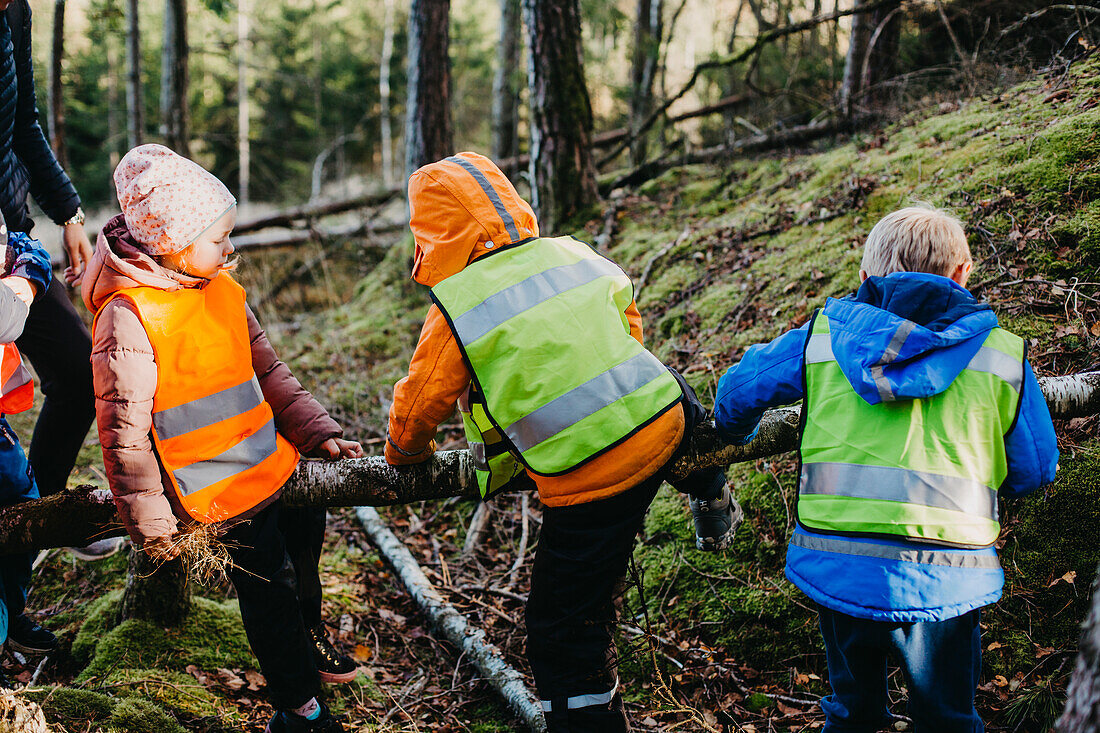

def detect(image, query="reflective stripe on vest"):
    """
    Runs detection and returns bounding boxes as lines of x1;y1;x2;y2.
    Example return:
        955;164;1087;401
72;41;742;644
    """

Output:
458;385;526;498
789;531;1001;569
432;236;683;476
0;342;32;414
99;274;300;523
798;313;1023;548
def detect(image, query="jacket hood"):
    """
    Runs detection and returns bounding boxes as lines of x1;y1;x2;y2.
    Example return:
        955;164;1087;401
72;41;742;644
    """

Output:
407;152;539;287
82;213;205;313
822;272;999;404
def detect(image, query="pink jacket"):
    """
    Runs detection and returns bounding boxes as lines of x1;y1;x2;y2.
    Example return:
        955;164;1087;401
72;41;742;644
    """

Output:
82;214;342;546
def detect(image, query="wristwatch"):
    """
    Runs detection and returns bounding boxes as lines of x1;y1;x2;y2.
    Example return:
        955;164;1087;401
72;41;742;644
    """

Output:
62;206;85;226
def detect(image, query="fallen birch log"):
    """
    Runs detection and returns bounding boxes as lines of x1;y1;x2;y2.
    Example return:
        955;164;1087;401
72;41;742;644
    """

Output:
233;189;401;235
0;370;1096;555
355;506;547;732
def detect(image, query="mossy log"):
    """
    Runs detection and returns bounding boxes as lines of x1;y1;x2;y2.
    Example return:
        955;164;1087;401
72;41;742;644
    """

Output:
0;371;1094;555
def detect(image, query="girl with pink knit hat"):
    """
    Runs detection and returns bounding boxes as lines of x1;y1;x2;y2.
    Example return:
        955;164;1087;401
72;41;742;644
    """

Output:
83;144;358;733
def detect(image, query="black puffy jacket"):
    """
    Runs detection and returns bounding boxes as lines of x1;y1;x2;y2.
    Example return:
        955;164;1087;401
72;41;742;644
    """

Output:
0;1;79;233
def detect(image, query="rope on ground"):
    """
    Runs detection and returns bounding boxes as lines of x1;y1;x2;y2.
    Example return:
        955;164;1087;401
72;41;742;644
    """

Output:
354;506;547;732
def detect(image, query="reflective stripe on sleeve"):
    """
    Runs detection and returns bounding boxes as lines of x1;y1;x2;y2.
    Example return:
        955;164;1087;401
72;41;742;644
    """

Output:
451;257;625;345
540;681;618;712
507;351;669;453
447;156;522;242
153;376;264;440
800;462;998;520
965;346;1023;392
172;418;278;496
2;363;31;394
789;530;1001;568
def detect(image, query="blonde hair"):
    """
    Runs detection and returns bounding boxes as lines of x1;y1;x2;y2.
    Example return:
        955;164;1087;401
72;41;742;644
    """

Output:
860;205;971;278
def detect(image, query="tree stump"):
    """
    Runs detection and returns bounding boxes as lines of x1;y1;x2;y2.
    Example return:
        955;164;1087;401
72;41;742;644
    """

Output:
118;548;191;627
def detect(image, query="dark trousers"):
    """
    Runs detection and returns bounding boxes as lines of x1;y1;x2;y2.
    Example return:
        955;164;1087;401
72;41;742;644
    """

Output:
223;500;325;710
14;277;95;497
0;417;38;642
817;606;984;733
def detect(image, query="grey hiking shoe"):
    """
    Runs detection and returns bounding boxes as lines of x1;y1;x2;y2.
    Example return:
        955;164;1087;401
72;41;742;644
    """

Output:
690;484;743;551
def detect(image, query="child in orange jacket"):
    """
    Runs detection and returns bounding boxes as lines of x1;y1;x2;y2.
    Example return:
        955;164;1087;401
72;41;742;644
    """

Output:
84;145;361;733
386;152;740;732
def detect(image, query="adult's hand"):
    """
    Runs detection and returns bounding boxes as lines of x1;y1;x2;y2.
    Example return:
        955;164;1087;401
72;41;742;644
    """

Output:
61;222;93;287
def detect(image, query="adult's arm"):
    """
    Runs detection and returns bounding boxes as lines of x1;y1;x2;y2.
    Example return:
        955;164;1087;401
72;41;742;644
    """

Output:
10;1;80;224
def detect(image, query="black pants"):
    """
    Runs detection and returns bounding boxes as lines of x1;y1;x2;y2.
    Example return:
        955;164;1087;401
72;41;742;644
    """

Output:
224;500;326;710
13;277;95;497
526;376;725;732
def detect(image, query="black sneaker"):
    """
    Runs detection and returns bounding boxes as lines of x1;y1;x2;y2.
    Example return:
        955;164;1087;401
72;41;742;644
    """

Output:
690;484;744;551
307;626;357;684
265;703;346;733
7;614;57;655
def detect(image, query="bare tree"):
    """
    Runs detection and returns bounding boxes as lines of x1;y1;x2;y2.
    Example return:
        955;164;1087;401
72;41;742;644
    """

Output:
492;0;523;164
160;0;189;155
522;0;599;231
405;0;454;175
839;0;902;116
1059;562;1100;730
48;0;67;167
629;0;662;165
380;0;397;186
125;0;142;148
237;0;250;204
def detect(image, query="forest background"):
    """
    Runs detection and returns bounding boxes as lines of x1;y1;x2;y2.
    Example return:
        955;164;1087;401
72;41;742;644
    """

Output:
9;0;1100;731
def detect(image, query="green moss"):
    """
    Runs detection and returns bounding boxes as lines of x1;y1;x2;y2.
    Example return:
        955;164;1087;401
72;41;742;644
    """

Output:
96;668;227;718
106;697;187;733
76;596;254;682
27;687;114;724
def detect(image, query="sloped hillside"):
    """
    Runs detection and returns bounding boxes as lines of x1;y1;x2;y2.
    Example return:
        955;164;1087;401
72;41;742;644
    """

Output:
268;53;1100;729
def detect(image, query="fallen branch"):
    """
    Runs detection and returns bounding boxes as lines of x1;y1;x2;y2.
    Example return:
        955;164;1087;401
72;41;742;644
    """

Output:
233;189;401;235
355;506;546;732
233;220;406;251
462;502;493;555
0;371;1095;554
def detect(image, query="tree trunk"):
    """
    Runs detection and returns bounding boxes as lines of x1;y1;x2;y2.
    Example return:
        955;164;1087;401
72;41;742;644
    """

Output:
1059;562;1100;731
380;0;396;186
237;0;250;205
405;0;453;176
522;0;599;231
0;369;1097;555
160;0;189;155
125;0;143;148
629;0;662;166
48;0;67;167
839;0;901;116
106;18;121;170
118;548;191;627
491;0;522;164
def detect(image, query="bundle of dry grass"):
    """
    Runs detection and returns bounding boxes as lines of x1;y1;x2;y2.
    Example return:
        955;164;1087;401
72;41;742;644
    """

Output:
165;522;235;586
0;689;51;733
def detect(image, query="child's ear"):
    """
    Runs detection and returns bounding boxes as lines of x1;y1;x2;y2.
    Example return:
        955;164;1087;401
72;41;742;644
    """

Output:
859;269;869;283
950;260;973;287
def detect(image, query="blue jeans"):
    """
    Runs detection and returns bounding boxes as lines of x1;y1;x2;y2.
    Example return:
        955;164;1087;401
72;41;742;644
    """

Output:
0;417;38;643
817;606;984;733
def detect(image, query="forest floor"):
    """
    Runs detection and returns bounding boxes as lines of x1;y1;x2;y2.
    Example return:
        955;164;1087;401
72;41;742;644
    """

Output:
6;52;1100;732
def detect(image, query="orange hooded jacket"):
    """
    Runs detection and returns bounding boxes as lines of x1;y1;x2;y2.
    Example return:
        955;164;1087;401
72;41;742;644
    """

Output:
385;152;684;507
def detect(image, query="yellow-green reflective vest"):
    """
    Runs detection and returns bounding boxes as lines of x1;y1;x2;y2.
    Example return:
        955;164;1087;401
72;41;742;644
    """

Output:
432;236;683;498
798;312;1025;548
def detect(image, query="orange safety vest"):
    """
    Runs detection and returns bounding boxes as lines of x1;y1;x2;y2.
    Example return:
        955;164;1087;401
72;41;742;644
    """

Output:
0;343;33;414
96;273;299;523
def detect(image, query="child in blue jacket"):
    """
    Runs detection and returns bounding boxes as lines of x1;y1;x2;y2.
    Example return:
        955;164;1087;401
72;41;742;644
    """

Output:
714;206;1059;732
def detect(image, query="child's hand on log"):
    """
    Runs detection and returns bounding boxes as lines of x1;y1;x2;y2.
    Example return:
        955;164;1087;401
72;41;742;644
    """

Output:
143;534;182;562
312;437;365;460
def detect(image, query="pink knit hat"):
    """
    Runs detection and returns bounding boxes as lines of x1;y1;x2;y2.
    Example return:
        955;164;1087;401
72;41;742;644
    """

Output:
113;144;236;256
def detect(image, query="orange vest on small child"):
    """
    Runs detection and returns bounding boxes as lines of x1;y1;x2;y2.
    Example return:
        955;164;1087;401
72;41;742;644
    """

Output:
0;343;33;414
95;273;299;523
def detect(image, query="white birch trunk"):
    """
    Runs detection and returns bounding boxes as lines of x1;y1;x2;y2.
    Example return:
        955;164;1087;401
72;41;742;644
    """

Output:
237;0;250;205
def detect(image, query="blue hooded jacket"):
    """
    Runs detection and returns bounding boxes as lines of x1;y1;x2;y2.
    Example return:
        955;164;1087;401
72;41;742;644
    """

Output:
715;272;1059;622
